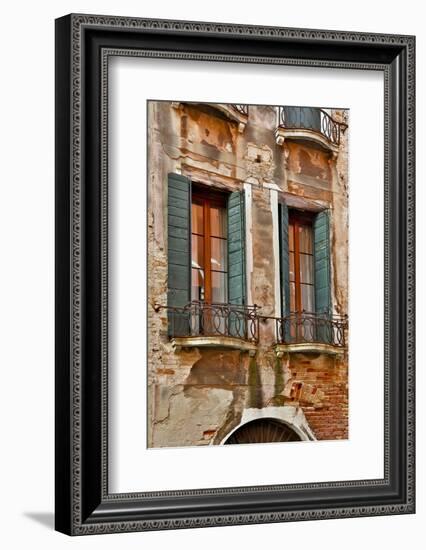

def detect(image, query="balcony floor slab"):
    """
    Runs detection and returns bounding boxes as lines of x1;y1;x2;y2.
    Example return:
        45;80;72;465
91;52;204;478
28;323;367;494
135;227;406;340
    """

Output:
171;336;257;355
274;342;346;357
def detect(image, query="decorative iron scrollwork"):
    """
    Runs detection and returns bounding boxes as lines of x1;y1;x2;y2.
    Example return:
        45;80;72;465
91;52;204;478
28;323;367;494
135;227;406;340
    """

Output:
159;301;259;343
277;106;347;146
275;311;348;347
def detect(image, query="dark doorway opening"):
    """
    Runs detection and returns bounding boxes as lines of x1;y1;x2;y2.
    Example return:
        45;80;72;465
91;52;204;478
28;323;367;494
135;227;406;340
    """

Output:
224;418;302;445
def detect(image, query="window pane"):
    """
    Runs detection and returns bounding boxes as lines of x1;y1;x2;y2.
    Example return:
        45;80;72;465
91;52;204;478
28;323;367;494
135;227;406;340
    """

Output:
211;237;227;271
300;253;314;284
210;206;227;238
301;284;315;313
191;235;204;269
290;281;296;312
191;268;205;301
289;223;294;251
298;224;313;253
191;202;204;234
289;251;295;281
211;271;227;303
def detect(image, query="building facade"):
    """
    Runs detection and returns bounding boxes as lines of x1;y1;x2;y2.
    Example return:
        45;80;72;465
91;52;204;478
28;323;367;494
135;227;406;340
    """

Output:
147;101;349;447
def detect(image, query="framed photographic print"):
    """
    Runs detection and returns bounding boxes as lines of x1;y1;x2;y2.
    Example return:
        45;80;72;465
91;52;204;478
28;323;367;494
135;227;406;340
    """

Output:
55;14;415;535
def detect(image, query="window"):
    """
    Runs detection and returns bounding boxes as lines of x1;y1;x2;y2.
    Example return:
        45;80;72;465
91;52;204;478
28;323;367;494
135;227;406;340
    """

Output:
280;204;331;319
288;211;315;313
279;203;332;345
167;173;246;339
191;191;228;304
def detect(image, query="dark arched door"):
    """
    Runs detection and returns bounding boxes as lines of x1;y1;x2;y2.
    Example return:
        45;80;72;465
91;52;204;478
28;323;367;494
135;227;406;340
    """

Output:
224;418;302;445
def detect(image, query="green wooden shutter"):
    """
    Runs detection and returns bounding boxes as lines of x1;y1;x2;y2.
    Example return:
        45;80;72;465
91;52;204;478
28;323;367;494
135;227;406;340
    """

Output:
279;202;291;342
283;107;321;132
167;173;191;336
279;202;290;318
302;107;321;131
227;191;246;305
227;191;246;338
314;209;332;316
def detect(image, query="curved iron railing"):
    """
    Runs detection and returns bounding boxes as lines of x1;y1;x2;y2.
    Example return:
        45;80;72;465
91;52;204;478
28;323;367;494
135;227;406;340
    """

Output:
277;106;347;146
231;104;249;116
159;301;259;343
275;312;348;348
156;303;347;348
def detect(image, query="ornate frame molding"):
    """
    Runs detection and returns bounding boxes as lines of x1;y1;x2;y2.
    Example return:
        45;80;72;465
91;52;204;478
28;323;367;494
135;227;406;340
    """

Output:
55;14;415;535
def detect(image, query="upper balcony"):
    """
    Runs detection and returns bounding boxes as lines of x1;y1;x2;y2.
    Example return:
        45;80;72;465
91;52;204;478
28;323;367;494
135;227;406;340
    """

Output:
212;104;249;133
172;102;249;133
275;106;348;154
274;311;348;356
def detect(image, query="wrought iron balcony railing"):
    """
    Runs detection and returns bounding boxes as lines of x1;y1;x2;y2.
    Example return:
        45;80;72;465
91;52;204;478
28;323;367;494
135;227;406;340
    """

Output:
277;106;347;146
275;312;348;348
230;104;249;116
155;303;348;350
160;301;259;343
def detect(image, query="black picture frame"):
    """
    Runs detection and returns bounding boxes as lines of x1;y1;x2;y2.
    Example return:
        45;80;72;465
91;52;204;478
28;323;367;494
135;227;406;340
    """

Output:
55;13;415;535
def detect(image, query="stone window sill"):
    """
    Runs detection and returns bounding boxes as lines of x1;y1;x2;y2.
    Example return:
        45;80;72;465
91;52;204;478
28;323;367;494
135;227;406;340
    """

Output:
171;336;257;356
274;342;346;357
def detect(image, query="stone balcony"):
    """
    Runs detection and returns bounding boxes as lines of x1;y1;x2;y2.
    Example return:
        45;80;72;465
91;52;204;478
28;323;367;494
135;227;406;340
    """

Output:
275;106;347;154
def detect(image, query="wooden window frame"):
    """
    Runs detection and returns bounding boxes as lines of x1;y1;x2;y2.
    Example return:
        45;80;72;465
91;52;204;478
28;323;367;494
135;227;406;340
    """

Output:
191;187;228;304
289;210;315;314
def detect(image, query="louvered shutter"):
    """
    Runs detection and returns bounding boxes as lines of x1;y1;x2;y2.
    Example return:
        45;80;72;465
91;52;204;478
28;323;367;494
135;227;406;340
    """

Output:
227;191;246;305
279;201;291;342
227;191;246;338
167;173;191;336
302;107;321;131
314;208;332;341
279;201;290;317
283;106;321;132
314;210;331;315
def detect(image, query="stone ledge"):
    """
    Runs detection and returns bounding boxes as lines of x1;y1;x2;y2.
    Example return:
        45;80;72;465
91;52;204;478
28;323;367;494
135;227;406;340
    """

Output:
171;336;257;355
274;342;346;357
172;102;247;133
275;127;339;156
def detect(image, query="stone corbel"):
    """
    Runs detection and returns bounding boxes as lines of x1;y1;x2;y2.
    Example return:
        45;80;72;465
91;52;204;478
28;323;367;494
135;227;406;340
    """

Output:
275;130;285;146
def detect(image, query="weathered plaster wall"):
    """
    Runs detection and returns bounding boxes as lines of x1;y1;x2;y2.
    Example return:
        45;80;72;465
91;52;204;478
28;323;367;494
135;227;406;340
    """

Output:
330;109;350;315
147;101;349;447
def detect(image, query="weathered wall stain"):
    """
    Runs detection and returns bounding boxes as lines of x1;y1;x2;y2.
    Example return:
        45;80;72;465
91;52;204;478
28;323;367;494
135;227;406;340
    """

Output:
286;140;331;182
247;356;263;409
184;350;246;388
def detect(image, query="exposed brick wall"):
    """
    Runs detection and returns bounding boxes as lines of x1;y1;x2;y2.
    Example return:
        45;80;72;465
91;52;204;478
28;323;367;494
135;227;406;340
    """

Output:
286;352;348;440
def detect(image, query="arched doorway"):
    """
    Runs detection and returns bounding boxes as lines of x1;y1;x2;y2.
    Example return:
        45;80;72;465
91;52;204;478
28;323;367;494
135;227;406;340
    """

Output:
224;418;302;445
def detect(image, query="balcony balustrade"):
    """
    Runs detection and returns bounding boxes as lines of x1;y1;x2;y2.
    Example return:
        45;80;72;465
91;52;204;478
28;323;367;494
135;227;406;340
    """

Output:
156;302;347;353
276;106;347;147
230;104;249;116
275;311;348;349
159;301;259;343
